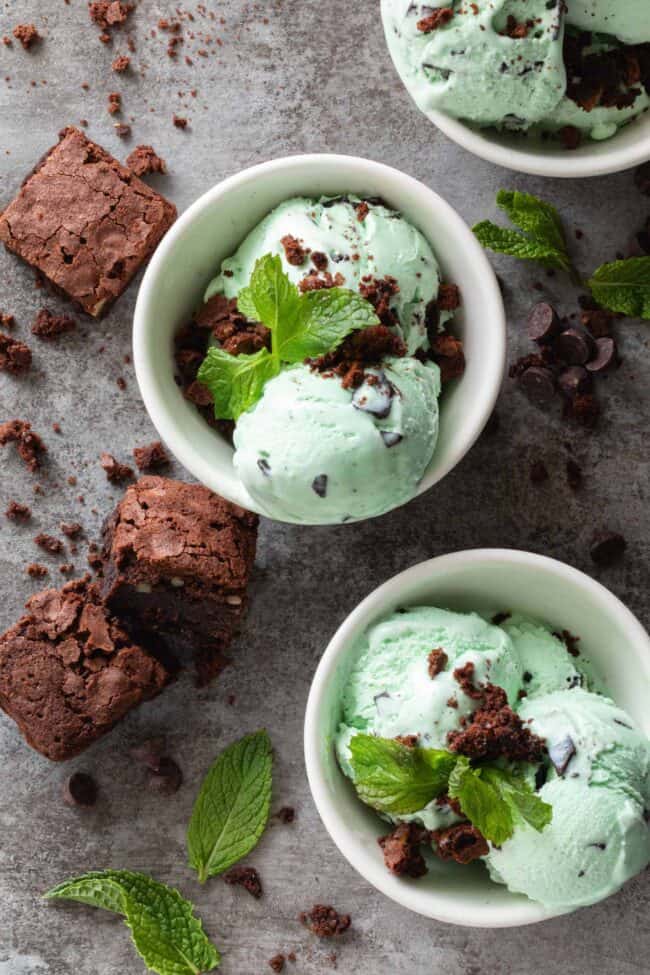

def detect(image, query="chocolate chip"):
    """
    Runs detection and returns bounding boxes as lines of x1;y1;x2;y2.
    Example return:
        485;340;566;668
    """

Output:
590;531;626;566
311;474;328;498
519;366;556;407
63;771;98;808
586;337;617;373
526;302;561;343
351;373;394;418
380;431;403;447
147;756;183;795
554;326;595;365
257;458;271;476
549;736;575;776
557;366;592;399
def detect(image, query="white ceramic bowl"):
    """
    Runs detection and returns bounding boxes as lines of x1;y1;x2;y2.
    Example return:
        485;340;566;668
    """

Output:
133;155;505;524
304;549;650;927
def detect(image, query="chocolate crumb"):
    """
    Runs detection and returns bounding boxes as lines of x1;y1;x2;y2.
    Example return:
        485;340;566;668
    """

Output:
0;420;46;471
428;648;448;678
173;114;188;128
417;8;454;33
281;234;307;266
432;824;488;864
133;441;170;472
126;144;167;176
0;332;32;374
27;563;48;578
5;501;31;522
107;92;122;115
100;452;133;483
111;54;130;72
274;806;295;824
31;309;76;340
379;822;428;877
299;905;351;938
13;24;40;49
60;522;83;538
269;956;285;974
34;533;63;555
63;772;97;808
224;866;263;899
554;629;581;658
59;563;75;575
355;201;370;222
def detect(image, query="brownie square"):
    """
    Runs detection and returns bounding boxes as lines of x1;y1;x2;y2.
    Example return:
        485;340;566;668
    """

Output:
0;127;176;317
0;576;170;761
101;476;259;685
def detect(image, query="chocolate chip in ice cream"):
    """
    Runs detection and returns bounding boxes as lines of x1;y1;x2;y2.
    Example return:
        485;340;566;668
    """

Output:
312;475;328;498
548;735;576;776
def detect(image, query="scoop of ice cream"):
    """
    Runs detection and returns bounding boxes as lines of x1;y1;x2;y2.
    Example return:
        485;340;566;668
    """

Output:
499;614;583;698
539;88;650;142
233;356;441;524
335;607;522;828
566;1;650;44
205;195;441;354
486;688;650;909
382;0;567;130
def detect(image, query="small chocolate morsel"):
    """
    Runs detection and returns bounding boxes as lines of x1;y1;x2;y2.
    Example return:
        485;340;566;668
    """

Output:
554;326;595;365
380;431;403;447
557;366;592;398
586;337;617;374
311;474;328;498
130;737;166;771
63;771;98;808
549;736;575;776
519;366;556;408
147;756;183;795
590;531;626;566
526;302;561;343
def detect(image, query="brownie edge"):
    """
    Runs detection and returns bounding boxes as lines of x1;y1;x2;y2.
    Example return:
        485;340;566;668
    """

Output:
0;576;170;761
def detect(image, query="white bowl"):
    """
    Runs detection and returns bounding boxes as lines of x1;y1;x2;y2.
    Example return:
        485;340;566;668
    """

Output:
133;155;505;524
304;549;650;927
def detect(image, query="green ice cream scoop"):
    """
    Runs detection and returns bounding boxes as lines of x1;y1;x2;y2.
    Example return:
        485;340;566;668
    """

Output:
233;357;441;525
566;1;650;44
205;194;441;355
486;688;650;909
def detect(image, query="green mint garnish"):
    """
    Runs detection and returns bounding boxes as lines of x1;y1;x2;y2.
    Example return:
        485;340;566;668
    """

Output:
349;733;457;816
45;870;220;975
187;730;272;884
197;253;379;420
473;189;650;319
587;257;650;319
348;735;552;845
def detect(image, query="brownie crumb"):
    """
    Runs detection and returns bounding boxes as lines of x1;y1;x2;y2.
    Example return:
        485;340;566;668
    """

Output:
0;311;16;330
5;501;31;522
13;24;40;49
298;270;345;293
355;201;370;222
428;648;448;678
133;441;170;472
417;8;454;33
107;92;122;115
554;629;581;658
378;822;428;877
437;283;461;311
88;1;133;30
60;522;83;538
274;805;295;824
311;251;328;271
59;563;75;575
0;420;46;471
126;144;167;177
299;905;351;938
429;331;465;383
31;309;76;340
310;324;406;389
223;866;263;899
395;734;419;748
172;114;188;129
111;54;130;72
116;376;127;390
114;123;131;139
27;563;48;578
100;452;133;483
63;771;98;808
432;824;489;864
0;332;32;374
269;956;285;974
590;530;626;567
280;234;307;266
34;533;64;555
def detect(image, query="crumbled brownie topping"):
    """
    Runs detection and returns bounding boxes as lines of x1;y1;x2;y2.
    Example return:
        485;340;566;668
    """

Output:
448;675;546;763
31;309;76;340
88;1;133;30
100;452;134;483
298;270;345;293
429;331;465;383
224;866;263;899
60;522;83;538
274;806;295;824
27;563;48;578
13;24;39;49
59;563;75;576
280;234;307;266
358;275;400;328
34;533;64;555
452;661;483;700
299;905;351;938
269;955;285;973
564;31;650;115
172;114;188;129
355;201;369;222
107;92;122;115
395;734;419;748
554;629;580;657
126;144;167;176
428;648;448;678
0;311;16;330
500;15;533;39
378;822;428;878
0;420;46;471
309;324;406;389
311;251;328;271
417;8;454;33
5;501;31;522
114;123;132;140
432;824;489;864
437;283;461;311
111;54;130;72
0;332;32;374
133;441;170;472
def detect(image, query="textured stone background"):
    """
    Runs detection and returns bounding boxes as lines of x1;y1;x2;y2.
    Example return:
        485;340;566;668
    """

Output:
1;2;649;973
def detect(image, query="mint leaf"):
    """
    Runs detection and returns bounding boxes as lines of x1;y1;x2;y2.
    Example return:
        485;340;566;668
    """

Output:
482;767;552;833
472;222;572;272
348;734;457;816
496;190;567;255
45;870;220;975
587;257;650;319
188;730;272;884
281;287;379;362
236;286;259;321
197;347;277;420
249;254;301;352
448;758;514;846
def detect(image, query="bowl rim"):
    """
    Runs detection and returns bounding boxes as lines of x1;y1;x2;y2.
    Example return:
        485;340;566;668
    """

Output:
133;152;506;524
303;548;650;927
428;110;650;179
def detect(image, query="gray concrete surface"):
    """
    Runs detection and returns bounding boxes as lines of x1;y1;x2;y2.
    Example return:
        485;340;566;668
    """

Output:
1;2;649;973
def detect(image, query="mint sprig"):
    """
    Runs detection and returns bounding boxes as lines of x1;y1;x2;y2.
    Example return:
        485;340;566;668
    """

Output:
45;870;220;975
187;730;272;884
348;734;552;846
197;254;379;420
473;189;650;319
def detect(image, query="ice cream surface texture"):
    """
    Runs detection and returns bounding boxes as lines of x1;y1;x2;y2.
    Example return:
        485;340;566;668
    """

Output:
382;1;650;143
336;606;650;909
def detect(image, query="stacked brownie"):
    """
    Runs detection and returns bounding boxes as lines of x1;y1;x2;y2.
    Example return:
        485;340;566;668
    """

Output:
0;478;258;760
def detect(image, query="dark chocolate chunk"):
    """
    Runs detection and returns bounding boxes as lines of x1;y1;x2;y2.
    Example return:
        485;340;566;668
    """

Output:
269;955;285;973
63;771;98;807
351;373;394;418
380;431;403;447
554;326;595;366
527;302;561;343
519;366;556;408
257;458;271;476
548;735;575;776
312;474;328;498
590;531;626;566
432;824;489;864
557;366;592;398
586;337;617;373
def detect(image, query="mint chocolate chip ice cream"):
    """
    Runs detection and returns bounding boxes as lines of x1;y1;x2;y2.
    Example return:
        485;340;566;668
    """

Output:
335;606;650;910
382;1;650;146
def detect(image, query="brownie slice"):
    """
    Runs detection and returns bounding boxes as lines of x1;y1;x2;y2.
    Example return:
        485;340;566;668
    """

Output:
0;127;176;317
100;476;258;684
0;576;170;761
